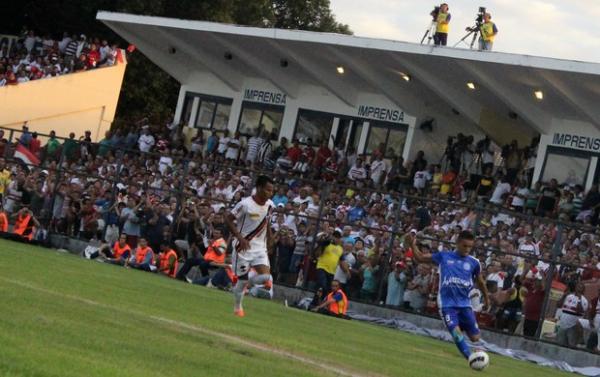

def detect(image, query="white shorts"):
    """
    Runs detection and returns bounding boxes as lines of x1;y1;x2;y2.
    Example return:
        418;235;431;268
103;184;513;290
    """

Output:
578;315;600;331
232;249;270;276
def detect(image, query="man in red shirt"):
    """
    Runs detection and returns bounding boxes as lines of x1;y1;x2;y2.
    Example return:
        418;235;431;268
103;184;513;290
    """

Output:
314;140;332;169
522;268;546;337
87;43;101;68
29;132;41;157
287;139;303;165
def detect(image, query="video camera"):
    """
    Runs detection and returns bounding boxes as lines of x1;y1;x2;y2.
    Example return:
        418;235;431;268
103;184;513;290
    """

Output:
430;6;440;21
466;6;487;32
476;6;486;25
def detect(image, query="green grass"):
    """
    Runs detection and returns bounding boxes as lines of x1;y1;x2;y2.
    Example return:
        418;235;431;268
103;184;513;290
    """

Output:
0;239;570;377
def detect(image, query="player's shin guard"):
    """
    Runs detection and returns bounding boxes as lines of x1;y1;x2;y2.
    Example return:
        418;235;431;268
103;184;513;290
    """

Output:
233;279;246;311
450;328;471;359
249;274;270;287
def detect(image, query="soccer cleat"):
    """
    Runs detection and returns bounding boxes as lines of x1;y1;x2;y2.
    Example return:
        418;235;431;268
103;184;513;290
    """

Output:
234;308;245;317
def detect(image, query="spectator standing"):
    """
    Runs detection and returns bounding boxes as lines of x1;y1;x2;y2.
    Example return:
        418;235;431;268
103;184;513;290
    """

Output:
557;282;588;347
138;127;155;153
405;264;431;312
333;241;356;291
289;222;310;273
386;261;408;307
217;130;230;157
370;155;387;188
347;158;367;185
62;132;78;162
522;269;546;337
121;198;143;247
245;130;264;165
315;230;343;292
489;175;511;206
360;255;380;301
225;131;242;163
536;179;561;217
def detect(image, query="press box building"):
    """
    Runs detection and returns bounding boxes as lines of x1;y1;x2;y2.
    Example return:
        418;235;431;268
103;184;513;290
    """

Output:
98;11;600;190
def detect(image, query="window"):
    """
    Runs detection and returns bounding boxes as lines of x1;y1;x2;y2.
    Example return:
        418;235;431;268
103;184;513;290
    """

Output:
294;109;334;145
365;122;407;158
541;149;590;186
196;102;216;129
238;102;283;139
180;96;195;126
184;93;232;130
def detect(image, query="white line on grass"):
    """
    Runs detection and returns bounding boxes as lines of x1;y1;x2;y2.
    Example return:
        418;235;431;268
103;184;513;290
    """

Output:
0;277;383;377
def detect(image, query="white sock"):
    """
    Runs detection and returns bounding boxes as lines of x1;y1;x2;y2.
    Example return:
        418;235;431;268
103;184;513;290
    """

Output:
233;280;246;311
249;274;270;288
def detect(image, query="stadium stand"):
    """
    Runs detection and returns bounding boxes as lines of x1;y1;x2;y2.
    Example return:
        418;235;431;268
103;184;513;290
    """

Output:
0;122;598;352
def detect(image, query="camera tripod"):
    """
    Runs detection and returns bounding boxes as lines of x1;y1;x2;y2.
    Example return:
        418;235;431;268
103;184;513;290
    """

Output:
453;24;481;49
420;21;438;44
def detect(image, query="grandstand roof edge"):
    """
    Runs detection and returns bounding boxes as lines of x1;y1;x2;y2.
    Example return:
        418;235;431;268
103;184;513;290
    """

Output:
96;10;600;76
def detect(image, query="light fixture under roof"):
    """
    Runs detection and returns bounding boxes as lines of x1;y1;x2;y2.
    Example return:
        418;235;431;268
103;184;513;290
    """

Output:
336;66;345;74
467;82;476;90
400;72;411;82
534;90;544;100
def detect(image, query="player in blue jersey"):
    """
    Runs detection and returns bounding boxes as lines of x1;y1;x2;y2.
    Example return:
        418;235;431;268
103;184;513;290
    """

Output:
405;230;490;361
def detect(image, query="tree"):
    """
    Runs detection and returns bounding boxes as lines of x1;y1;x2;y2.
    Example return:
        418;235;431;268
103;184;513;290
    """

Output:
273;0;351;34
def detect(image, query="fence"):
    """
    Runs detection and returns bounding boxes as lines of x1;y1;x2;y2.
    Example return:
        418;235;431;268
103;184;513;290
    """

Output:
1;125;599;352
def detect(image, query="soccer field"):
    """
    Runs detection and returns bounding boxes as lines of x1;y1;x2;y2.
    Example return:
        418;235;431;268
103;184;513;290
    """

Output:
0;240;570;377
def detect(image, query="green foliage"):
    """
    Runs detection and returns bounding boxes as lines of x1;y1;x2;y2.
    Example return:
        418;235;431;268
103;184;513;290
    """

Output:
273;0;351;34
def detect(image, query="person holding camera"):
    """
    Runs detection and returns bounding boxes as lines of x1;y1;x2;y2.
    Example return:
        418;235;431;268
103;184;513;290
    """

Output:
433;3;451;46
315;229;343;293
479;12;498;51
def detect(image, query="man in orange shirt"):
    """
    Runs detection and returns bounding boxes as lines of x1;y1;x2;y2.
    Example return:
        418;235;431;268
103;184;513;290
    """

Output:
157;242;179;278
126;237;154;271
311;280;349;319
176;227;227;280
99;234;131;265
0;205;8;232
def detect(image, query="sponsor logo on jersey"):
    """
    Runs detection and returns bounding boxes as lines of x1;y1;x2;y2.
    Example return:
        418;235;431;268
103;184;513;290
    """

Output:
441;276;472;288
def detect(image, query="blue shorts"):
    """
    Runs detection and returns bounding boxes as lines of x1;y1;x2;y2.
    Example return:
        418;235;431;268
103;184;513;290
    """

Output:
441;307;480;337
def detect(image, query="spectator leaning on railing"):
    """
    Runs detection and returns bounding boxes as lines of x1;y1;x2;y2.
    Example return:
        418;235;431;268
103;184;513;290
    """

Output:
0;29;118;88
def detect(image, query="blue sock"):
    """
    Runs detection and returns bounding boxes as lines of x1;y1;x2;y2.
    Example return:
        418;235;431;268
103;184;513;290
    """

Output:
450;328;471;359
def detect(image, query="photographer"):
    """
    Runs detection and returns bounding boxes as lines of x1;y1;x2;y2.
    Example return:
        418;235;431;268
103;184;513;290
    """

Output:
433;3;451;46
479;12;498;51
314;229;343;293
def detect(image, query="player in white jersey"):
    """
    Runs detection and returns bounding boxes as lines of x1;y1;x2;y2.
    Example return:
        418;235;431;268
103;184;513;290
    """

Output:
226;175;274;317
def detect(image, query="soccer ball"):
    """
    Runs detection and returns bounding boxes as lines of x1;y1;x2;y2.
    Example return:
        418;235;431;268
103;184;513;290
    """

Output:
468;351;489;371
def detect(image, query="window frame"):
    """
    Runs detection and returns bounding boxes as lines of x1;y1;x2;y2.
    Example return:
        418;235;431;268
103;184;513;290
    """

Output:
539;146;592;186
363;121;408;158
236;101;285;139
185;92;233;131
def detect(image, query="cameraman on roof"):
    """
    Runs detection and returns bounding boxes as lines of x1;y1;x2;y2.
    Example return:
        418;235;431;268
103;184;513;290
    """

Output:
479;12;498;51
433;3;451;46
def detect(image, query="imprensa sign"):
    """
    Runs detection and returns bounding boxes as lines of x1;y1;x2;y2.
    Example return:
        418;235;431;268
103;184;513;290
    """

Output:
243;89;286;105
357;105;404;123
552;133;600;152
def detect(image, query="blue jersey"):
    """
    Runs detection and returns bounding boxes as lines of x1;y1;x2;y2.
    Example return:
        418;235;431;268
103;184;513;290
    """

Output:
431;251;481;308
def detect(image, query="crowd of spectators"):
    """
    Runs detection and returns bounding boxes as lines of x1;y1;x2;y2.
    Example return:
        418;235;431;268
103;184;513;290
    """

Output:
0;121;599;351
0;29;119;86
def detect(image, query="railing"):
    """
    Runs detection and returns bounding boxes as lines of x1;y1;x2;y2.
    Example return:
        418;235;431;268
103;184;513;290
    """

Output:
0;125;598;352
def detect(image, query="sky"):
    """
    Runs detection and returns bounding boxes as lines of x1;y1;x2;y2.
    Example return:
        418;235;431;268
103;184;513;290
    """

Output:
329;0;600;63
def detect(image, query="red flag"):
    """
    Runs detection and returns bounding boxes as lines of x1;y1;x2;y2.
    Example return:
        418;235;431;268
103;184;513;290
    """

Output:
14;144;40;167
